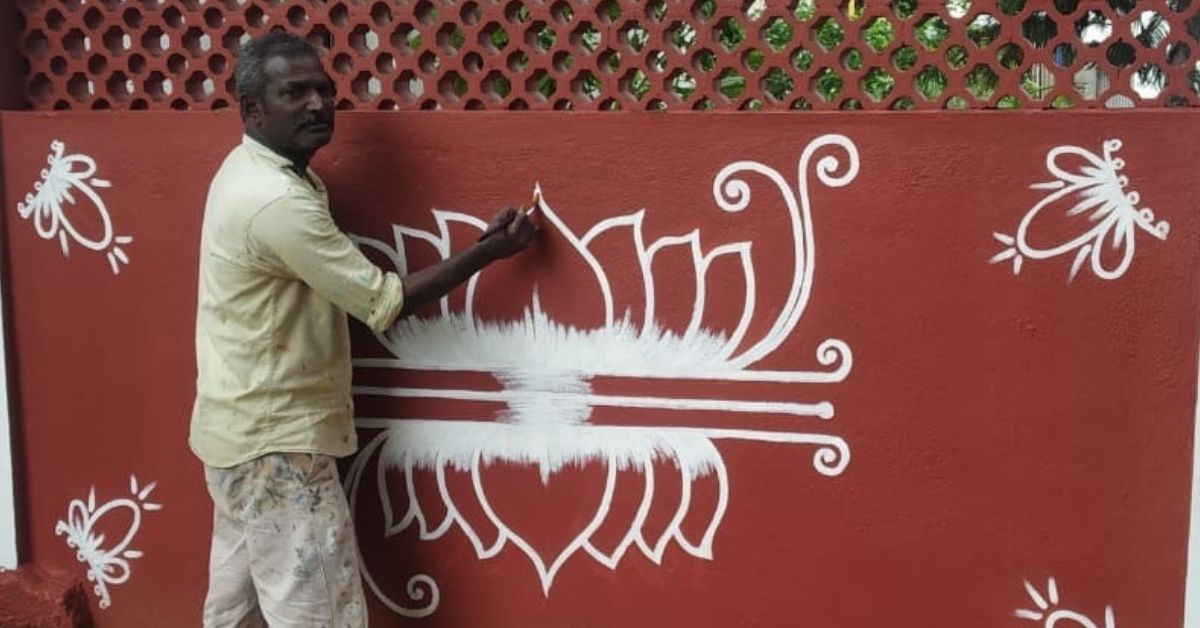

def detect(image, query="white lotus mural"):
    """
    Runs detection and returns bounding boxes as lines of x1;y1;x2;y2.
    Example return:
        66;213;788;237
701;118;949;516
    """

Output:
345;134;860;618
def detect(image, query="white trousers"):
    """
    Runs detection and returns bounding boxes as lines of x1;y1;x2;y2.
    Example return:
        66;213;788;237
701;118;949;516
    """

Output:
202;452;367;628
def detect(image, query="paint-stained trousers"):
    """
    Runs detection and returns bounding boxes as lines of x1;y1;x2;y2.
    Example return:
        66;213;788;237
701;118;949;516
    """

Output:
202;452;367;628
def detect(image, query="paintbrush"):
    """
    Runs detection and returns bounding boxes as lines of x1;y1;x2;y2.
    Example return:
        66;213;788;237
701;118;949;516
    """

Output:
477;190;540;242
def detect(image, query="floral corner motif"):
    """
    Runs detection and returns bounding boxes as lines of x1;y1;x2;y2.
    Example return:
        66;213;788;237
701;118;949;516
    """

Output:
991;138;1169;283
55;475;161;609
1015;577;1115;628
16;140;132;275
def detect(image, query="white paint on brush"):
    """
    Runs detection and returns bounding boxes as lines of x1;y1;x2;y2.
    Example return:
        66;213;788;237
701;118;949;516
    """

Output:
345;135;859;618
15;141;131;274
991;139;1168;282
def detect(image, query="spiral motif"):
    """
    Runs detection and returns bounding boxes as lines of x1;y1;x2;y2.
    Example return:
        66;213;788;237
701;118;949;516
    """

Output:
812;437;851;477
803;134;861;191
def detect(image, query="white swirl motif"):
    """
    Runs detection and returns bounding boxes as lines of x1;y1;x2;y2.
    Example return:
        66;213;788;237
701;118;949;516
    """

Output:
54;476;161;609
345;136;860;618
991;138;1168;282
1015;578;1116;628
16;140;132;274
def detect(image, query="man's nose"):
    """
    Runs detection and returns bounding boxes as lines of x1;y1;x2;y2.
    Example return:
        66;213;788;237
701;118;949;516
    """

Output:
304;90;327;111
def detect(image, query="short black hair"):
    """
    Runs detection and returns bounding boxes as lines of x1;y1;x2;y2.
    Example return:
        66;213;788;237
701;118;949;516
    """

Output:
234;30;321;107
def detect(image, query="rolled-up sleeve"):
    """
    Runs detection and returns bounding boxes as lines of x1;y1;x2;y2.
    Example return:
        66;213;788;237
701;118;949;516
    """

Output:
247;193;404;332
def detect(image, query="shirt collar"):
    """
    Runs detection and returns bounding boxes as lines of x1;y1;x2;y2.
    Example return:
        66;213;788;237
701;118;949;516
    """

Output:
241;134;295;170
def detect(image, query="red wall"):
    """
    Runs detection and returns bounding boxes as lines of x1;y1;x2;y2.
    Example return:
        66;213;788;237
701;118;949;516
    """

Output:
1;111;1198;627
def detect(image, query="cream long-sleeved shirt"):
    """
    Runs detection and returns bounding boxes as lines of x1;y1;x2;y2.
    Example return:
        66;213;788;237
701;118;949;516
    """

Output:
190;135;405;468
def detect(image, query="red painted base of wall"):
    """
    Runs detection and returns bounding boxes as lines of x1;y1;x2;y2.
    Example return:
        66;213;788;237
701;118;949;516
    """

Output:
0;566;91;628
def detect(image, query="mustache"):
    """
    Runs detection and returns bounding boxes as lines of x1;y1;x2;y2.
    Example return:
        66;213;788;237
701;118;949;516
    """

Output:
299;115;333;129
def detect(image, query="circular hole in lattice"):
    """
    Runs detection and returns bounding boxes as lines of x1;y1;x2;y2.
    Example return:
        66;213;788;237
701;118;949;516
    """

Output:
203;7;224;29
128;53;146;74
464;98;486;110
44;9;66;31
480;22;511;52
1052;42;1077;67
50;56;68;75
965;63;999;100
161;6;183;29
967;13;1001;49
288;5;309;28
745;47;766;72
378;98;399;110
1053;0;1079;14
666;21;698;53
130;98;149;110
168;53;188;75
1107;0;1135;17
222;27;249;55
691;0;717;23
666;68;696;101
144;70;172;100
617;68;649;101
946;0;972;19
330;3;350;27
363;2;390;26
862;17;895;53
996;42;1024;69
916;14;951;51
1168;41;1192;65
67;72;94;101
28;73;53;104
506;51;530;73
82;7;103;30
529;69;559;101
436;23;467;54
459;2;481;26
121;7;142;28
810;67;843;102
102;26;131;55
350;25;381;55
891;44;916;71
914;64;948;100
841;48;863;71
505;0;530;24
25;29;49;58
306;25;333;51
1132;11;1170;49
1022;11;1057;48
209;54;228;74
812;17;844;52
391;25;420;56
646;98;667;111
481;70;511;101
859;66;895;102
184;28;213;57
353;71;384;101
944;45;968;70
571;69;601;100
415;0;438;26
332;52;353;75
105;70;134;100
715;67;746;101
526;21;558;54
1106;40;1136;67
394;69;425;101
553;50;575;72
571;22;602;54
170;98;189;111
418;50;440;73
246;4;267;28
1132;62;1167;98
1075;10;1113;46
91;99;112;111
598;48;621;74
1072;61;1111;100
213;98;230;110
53;100;71;111
646;49;666;73
185;71;216;101
63;28;89;59
1020;62;1053;100
141;26;169;56
87;53;107;75
376;52;398;74
509;98;531;110
760;17;794;53
553;1;576;25
620;20;649;53
597;0;622;24
693;47;717;73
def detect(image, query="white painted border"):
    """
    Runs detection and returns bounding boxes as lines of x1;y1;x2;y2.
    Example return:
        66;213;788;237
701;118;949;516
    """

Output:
0;270;16;569
1185;331;1200;627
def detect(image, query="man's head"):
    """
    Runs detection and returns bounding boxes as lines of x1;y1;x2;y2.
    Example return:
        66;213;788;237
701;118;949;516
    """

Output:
235;31;336;163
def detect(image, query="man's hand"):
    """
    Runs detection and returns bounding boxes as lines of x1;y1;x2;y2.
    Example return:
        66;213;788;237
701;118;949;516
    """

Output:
480;206;537;260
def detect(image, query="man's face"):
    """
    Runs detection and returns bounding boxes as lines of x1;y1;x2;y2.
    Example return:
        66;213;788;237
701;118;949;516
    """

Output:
247;53;336;158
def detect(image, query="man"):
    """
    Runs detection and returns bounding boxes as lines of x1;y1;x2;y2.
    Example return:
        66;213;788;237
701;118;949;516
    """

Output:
190;31;536;627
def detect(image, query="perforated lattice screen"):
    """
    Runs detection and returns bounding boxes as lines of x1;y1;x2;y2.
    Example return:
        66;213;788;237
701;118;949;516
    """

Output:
14;0;1200;111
